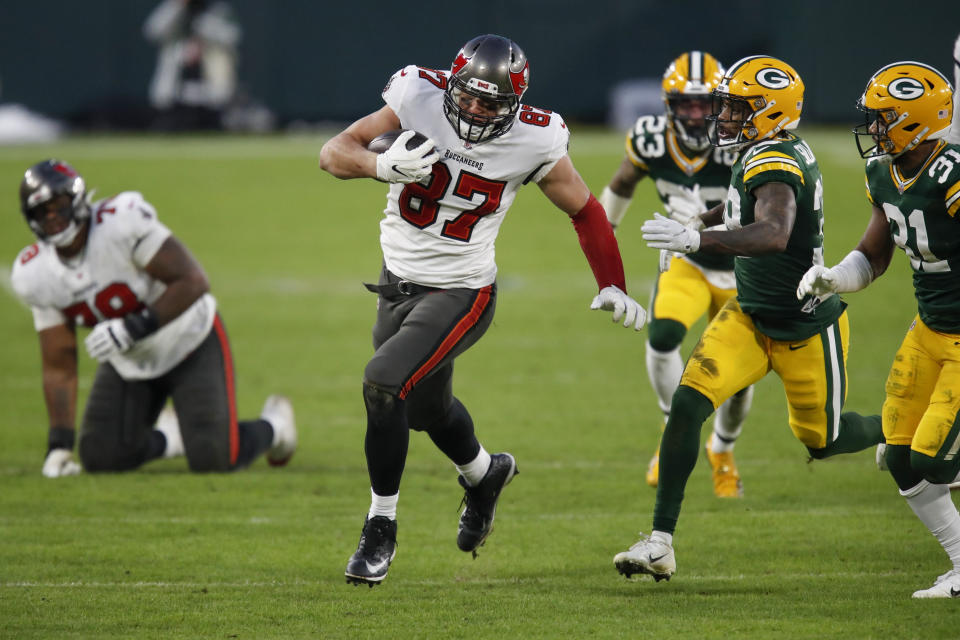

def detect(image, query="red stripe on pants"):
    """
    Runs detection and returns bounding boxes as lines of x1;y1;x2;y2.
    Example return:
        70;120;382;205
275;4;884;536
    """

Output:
212;315;239;465
399;286;493;400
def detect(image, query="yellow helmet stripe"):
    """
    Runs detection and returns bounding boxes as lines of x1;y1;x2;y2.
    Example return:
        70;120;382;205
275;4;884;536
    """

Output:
946;180;960;216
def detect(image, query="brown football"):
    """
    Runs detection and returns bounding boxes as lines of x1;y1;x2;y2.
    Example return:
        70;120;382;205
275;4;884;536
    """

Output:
367;129;432;153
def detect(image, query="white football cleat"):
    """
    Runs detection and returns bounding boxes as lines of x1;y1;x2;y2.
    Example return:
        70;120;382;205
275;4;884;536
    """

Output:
262;395;296;466
613;533;676;581
912;568;960;598
155;405;184;458
875;443;888;471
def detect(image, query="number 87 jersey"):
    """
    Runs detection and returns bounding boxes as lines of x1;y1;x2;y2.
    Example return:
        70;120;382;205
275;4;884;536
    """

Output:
378;64;570;290
865;141;960;333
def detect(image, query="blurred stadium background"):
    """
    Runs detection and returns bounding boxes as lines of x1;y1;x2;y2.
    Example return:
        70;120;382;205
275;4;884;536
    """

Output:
1;0;957;133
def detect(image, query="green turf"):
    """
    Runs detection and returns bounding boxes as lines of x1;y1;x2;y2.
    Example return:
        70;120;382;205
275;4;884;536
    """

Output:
0;129;955;639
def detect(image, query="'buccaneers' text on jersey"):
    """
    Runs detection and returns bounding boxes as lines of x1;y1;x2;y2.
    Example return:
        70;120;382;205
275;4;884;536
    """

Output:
380;65;569;289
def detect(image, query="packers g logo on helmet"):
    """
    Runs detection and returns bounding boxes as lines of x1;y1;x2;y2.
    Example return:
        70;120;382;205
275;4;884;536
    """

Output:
708;55;804;151
755;68;791;90
853;61;954;159
661;51;725;152
887;77;925;100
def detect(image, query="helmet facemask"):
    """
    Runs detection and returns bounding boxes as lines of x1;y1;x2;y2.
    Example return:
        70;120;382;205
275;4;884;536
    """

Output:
442;34;528;145
443;77;519;144
20;161;91;248
708;94;763;150
853;104;905;159
666;95;715;152
852;61;954;162
706;56;804;152
661;52;725;153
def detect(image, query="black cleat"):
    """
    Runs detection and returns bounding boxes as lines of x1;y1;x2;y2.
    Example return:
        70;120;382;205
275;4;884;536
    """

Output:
344;515;397;586
457;453;518;556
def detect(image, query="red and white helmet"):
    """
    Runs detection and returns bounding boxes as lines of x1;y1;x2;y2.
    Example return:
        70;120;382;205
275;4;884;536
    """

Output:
19;159;91;247
443;34;529;144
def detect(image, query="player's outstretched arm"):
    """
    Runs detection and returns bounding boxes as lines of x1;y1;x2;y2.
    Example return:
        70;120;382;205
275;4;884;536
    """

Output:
538;156;645;330
796;205;894;301
38;324;82;478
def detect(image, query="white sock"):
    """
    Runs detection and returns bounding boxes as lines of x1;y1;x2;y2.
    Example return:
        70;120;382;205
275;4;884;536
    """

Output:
901;480;960;569
456;447;491;487
651;530;673;547
711;386;754;453
368;488;398;520
646;343;683;415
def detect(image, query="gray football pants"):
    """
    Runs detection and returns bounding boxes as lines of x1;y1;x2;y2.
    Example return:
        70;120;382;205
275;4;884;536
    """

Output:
364;268;497;428
78;314;269;472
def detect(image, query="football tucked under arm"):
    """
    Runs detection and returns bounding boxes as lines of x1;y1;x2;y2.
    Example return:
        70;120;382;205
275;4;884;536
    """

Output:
369;129;439;184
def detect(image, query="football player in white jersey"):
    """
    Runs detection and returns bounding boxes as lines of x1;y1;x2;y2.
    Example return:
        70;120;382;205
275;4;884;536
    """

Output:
11;159;297;477
319;34;646;586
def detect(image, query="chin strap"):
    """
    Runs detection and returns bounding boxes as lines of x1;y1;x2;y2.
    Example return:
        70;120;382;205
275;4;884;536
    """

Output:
571;194;627;292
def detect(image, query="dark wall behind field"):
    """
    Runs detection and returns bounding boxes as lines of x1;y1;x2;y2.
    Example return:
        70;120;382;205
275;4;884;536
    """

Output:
1;0;957;126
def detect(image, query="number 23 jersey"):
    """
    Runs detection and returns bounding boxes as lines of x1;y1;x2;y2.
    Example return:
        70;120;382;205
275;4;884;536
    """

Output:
380;65;570;289
865;140;960;333
11;191;216;380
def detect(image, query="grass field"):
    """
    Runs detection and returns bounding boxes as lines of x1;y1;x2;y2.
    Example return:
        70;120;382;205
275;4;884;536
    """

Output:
0;128;956;639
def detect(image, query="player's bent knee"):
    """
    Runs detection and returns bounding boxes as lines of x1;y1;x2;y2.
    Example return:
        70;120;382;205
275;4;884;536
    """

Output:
647;318;687;352
362;381;402;416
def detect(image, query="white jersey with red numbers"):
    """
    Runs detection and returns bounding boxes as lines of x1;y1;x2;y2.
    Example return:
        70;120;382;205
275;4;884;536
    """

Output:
380;64;570;288
10;191;216;380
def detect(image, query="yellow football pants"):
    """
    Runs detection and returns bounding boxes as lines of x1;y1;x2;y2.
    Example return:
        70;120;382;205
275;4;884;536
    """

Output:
652;257;736;329
680;298;850;449
883;315;960;460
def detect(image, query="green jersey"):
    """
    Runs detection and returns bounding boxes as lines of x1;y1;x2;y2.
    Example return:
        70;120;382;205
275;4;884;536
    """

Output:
865;141;960;333
725;133;843;341
626;115;738;270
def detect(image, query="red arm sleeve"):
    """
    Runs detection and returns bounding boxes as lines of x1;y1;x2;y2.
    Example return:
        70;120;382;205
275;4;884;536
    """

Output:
570;194;627;292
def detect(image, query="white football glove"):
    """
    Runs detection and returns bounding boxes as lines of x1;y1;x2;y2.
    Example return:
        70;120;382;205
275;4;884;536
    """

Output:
590;285;646;331
664;184;705;226
42;448;82;478
641;213;701;253
796;265;839;301
85;318;135;362
375;131;440;184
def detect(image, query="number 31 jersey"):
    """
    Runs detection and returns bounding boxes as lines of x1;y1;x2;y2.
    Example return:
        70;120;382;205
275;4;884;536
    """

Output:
379;65;570;289
865;140;960;333
11;191;216;380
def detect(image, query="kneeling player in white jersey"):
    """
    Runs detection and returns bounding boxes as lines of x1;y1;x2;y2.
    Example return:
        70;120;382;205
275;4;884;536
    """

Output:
11;159;297;477
319;34;646;586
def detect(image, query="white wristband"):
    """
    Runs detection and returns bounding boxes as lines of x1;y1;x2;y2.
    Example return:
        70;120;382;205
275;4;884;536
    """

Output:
599;186;631;229
831;250;873;293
